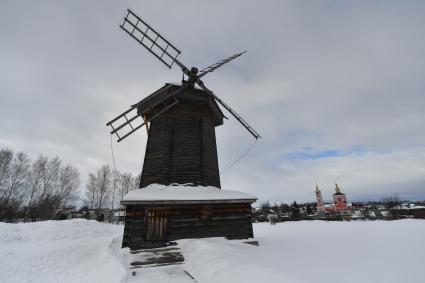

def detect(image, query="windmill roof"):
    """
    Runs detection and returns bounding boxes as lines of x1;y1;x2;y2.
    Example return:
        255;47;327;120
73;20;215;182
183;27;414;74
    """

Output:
133;83;225;125
168;81;203;90
168;82;225;119
121;183;257;205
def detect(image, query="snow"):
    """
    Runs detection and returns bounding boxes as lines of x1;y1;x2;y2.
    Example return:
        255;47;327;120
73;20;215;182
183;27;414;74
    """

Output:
113;211;125;217
122;183;257;203
179;220;425;283
351;210;363;218
410;205;425;209
1;219;424;283
0;219;126;283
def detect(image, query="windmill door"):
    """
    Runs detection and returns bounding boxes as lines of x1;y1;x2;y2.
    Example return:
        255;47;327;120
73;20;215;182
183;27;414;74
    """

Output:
145;210;168;241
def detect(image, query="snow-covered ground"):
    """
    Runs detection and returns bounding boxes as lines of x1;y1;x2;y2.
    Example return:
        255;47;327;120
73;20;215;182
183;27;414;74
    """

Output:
181;220;425;283
1;219;424;283
0;220;126;283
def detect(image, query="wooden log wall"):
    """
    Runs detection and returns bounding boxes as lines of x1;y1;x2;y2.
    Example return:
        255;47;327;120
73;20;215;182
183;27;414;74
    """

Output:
122;202;254;250
139;89;222;188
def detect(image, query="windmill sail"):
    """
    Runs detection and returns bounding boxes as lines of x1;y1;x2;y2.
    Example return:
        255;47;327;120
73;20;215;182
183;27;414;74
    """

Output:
120;9;182;69
195;78;261;139
114;9;261;141
211;92;261;139
198;51;246;79
107;85;184;142
106;105;145;142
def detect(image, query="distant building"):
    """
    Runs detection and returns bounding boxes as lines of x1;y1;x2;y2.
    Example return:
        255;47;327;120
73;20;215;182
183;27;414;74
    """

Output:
314;183;351;215
315;185;325;211
333;183;348;211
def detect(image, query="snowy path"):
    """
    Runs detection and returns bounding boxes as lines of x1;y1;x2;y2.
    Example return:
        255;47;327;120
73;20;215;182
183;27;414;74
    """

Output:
126;246;196;283
1;219;424;282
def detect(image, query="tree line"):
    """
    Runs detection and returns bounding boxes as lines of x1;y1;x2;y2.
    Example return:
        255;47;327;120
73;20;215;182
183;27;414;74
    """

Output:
0;147;80;222
0;147;140;223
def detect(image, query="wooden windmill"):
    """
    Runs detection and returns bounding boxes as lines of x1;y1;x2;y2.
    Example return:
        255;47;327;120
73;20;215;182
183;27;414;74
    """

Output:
107;9;260;189
108;9;258;249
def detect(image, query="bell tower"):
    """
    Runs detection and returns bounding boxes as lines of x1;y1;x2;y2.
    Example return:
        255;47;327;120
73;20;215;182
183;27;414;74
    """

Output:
315;184;325;211
333;183;348;211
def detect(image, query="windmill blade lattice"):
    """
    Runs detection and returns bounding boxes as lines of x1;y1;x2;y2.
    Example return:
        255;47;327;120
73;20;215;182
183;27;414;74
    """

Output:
120;9;183;70
106;105;146;142
115;9;261;141
107;84;184;142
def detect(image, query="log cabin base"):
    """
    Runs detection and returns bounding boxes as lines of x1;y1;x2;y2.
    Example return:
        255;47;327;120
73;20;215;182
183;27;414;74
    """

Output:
121;186;256;250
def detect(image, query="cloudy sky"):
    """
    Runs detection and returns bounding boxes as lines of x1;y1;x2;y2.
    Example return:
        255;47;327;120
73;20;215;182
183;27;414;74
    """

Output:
1;0;425;204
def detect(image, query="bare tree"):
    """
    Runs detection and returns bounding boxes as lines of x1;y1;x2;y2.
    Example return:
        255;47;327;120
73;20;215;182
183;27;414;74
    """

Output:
115;172;133;223
83;165;141;222
133;173;141;190
108;169;120;222
56;164;80;207
49;163;80;218
0;148;13;188
86;173;98;210
95;165;112;221
37;157;61;220
96;165;111;210
39;157;61;202
0;147;82;222
84;166;138;222
0;152;30;220
119;172;133;202
24;155;47;222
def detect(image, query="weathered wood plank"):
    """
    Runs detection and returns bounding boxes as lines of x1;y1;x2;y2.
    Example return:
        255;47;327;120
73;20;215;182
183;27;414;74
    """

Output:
139;88;221;188
122;202;255;249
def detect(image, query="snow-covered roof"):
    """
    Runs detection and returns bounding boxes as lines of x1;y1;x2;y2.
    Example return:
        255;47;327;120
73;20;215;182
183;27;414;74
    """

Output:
113;211;125;217
410;205;425;210
122;184;257;204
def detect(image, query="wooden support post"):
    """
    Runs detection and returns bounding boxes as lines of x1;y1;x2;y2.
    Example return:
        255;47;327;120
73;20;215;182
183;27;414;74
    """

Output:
143;114;150;135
